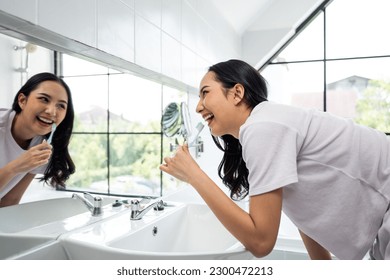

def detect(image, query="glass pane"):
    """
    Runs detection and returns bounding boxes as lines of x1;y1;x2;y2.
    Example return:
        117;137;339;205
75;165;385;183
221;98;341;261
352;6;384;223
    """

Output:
66;134;108;192
62;54;109;76
327;0;390;58
327;57;390;131
64;75;109;132
109;73;162;132
276;12;324;62
262;61;324;110
109;134;161;196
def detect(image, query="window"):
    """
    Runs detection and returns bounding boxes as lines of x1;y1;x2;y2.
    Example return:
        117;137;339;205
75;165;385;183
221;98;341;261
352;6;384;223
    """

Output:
262;0;390;133
62;54;188;197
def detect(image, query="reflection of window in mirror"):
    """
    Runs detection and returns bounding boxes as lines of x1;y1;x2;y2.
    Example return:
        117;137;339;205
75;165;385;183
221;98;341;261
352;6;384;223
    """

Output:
262;0;390;134
61;54;189;197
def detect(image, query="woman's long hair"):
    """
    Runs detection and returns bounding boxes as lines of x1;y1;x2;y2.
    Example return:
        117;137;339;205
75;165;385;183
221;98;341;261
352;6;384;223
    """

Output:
209;59;268;200
12;72;75;188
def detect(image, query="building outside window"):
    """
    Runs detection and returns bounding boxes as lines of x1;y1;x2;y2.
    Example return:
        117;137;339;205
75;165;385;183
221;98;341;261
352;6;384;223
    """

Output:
262;0;390;133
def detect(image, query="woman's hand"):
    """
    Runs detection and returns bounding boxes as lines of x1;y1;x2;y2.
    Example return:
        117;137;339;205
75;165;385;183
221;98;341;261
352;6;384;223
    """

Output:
159;143;200;183
10;141;52;174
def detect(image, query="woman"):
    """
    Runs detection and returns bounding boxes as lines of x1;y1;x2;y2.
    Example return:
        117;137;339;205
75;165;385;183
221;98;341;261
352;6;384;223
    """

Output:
0;72;75;207
160;59;390;260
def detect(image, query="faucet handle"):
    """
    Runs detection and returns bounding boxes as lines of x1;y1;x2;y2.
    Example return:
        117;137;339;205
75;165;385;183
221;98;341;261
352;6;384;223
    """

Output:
153;200;165;211
93;196;103;208
130;199;141;211
83;192;103;208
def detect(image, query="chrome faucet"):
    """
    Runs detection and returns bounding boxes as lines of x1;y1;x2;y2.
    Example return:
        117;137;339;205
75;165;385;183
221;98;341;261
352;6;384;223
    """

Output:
130;199;165;220
72;192;103;216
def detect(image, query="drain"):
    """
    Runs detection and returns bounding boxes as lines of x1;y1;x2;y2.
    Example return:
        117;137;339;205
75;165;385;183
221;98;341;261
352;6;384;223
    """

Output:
152;226;158;236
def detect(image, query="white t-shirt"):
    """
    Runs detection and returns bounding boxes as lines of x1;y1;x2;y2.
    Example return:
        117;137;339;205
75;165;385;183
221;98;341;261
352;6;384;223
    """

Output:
239;102;390;259
0;109;47;199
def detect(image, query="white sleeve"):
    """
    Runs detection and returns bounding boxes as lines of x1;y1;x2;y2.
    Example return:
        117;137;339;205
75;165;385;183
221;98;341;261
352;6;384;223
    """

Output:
240;122;299;196
30;163;48;175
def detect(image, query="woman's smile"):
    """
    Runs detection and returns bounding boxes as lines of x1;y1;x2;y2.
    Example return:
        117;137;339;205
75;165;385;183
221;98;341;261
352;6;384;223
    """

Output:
203;113;214;125
35;115;54;134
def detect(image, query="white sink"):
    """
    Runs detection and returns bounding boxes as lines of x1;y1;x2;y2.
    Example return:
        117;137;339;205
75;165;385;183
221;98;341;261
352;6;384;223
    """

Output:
0;196;120;234
61;203;253;259
0;195;123;259
0;234;52;259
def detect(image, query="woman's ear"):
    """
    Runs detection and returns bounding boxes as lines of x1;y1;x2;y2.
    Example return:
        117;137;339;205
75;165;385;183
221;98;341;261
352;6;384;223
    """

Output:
232;84;245;105
18;93;27;109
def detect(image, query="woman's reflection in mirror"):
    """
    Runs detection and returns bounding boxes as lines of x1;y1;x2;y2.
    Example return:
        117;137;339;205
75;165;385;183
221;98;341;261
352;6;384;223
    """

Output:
0;72;75;207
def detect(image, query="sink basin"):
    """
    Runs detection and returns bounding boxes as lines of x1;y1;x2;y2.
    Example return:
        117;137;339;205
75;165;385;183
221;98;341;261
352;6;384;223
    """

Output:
0;234;53;259
0;195;122;259
61;203;253;259
0;196;119;234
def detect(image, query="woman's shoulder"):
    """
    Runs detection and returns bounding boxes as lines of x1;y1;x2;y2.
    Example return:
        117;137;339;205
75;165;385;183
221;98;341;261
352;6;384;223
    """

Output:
247;102;312;127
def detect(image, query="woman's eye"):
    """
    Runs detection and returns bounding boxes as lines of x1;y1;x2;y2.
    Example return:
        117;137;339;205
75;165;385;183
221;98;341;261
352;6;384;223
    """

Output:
58;104;67;110
39;97;49;102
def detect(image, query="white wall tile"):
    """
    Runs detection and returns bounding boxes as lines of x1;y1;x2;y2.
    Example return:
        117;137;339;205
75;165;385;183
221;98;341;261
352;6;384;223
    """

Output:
195;17;211;61
135;0;161;28
119;0;135;9
135;15;161;73
97;0;135;62
162;0;181;41
38;0;96;47
196;55;209;82
181;1;198;52
0;0;37;24
181;45;197;87
162;32;181;81
0;0;242;84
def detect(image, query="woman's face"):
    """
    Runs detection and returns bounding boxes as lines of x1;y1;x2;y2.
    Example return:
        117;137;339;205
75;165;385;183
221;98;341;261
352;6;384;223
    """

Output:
17;81;68;138
196;71;239;137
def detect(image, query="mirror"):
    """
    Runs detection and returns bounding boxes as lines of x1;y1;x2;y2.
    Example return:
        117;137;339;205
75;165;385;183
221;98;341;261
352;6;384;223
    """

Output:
162;102;193;140
162;102;183;138
161;102;204;157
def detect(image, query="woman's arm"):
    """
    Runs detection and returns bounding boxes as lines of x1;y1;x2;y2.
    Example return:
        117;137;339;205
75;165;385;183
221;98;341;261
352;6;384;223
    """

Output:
160;144;282;258
0;141;51;192
0;173;35;207
299;230;332;259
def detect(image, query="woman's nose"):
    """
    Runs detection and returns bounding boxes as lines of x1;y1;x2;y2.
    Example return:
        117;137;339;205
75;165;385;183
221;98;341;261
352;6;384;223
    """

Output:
45;103;57;117
195;99;203;114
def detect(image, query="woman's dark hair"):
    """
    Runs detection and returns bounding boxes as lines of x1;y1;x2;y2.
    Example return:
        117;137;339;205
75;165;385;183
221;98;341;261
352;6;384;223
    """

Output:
209;59;268;200
12;72;75;188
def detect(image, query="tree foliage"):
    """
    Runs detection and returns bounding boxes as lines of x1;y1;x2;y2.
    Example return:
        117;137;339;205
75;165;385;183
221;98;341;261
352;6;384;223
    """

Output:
355;79;390;132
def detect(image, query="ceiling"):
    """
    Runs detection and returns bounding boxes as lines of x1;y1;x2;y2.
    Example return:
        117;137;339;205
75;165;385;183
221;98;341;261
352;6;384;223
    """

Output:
209;0;273;35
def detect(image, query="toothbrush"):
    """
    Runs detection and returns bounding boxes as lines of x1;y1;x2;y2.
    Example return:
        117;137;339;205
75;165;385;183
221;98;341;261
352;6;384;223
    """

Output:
47;123;57;144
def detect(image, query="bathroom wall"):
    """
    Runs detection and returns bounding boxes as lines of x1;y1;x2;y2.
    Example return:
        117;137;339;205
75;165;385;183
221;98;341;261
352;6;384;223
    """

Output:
0;0;240;90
